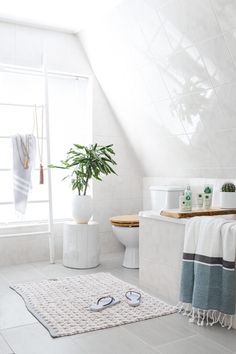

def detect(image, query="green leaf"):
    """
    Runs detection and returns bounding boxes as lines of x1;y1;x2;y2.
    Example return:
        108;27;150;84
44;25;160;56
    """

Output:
73;144;84;149
49;142;117;194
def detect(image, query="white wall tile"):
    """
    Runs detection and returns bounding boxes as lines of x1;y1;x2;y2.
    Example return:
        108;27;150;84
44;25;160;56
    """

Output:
158;0;221;49
161;46;212;97
224;30;236;64
139;62;170;102
213;83;236;130
197;35;236;87
212;0;236;32
130;0;162;45
79;0;236;180
210;129;236;168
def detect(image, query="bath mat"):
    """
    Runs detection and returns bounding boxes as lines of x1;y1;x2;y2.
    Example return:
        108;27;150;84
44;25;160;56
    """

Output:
10;272;176;338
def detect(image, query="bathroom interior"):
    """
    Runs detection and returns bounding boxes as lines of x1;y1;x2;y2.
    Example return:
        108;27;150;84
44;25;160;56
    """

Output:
1;0;236;353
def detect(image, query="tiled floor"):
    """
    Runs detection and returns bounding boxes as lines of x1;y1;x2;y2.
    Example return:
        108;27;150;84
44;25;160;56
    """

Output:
0;253;236;354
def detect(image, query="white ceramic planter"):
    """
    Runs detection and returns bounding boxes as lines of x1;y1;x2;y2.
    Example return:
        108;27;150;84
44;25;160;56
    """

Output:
72;195;93;223
219;192;236;208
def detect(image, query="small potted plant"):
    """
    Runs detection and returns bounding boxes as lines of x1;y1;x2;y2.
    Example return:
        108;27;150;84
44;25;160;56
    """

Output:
219;182;236;208
49;143;117;223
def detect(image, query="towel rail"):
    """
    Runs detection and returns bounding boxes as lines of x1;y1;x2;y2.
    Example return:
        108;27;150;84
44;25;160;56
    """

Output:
0;136;46;139
0;168;48;172
0;60;91;264
0;200;49;205
0;102;43;108
0;59;55;263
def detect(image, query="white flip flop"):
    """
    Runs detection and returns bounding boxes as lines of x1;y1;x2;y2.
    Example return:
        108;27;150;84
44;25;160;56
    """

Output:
125;290;141;307
90;295;120;312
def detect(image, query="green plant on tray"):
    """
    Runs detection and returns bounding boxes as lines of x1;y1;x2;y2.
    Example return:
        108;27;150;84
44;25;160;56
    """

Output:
221;182;236;192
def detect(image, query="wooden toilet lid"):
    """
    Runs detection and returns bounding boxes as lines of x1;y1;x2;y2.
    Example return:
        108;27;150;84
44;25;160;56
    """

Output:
110;215;139;227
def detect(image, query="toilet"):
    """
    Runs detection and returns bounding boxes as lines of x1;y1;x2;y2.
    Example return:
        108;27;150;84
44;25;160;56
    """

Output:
110;186;184;269
110;215;139;269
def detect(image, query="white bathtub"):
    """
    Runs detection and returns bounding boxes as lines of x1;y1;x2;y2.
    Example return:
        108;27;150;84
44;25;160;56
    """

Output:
139;211;236;329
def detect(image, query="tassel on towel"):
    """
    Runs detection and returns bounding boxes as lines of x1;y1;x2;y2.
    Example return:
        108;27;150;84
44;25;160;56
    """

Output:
178;303;233;330
40;163;44;184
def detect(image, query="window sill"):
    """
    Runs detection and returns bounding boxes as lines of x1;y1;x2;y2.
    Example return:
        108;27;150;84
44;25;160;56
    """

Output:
0;218;72;237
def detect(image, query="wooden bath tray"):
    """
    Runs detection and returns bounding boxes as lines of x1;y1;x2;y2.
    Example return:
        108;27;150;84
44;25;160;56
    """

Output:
160;208;236;219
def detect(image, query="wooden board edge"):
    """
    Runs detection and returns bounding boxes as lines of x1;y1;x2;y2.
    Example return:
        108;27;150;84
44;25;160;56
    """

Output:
160;209;236;219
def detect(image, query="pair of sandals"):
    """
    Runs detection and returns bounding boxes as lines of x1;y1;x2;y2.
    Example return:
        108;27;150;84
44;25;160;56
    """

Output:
90;290;141;312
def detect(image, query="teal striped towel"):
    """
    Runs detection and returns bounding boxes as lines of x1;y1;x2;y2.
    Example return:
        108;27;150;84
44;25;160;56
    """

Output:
179;217;236;329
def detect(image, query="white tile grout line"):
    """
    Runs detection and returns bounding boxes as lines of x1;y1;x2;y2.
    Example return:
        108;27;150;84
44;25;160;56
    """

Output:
156;334;198;351
0;264;45;284
121;313;197;349
0;322;43;333
156;332;235;354
121;305;236;354
0;333;15;354
119;325;163;354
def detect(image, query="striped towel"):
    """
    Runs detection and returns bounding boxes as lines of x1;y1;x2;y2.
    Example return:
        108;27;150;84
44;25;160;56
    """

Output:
12;134;36;214
179;217;236;329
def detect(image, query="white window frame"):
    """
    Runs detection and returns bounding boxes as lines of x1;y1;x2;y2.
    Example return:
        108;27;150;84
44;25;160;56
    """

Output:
0;59;93;263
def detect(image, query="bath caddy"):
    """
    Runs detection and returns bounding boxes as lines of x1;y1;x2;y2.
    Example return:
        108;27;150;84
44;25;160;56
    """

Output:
160;208;236;219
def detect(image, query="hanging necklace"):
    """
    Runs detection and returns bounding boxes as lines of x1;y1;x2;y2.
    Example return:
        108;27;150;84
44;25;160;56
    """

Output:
34;105;44;184
16;135;30;169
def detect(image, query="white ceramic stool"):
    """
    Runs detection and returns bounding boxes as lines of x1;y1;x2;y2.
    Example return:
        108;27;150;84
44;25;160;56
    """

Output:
63;221;100;269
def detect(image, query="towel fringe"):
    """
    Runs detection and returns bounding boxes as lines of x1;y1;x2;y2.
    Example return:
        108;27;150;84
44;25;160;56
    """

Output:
206;311;209;326
177;302;233;330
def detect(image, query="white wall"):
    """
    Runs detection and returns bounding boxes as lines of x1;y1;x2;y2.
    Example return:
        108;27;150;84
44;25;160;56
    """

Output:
92;79;142;253
79;0;236;179
143;177;234;211
0;21;142;264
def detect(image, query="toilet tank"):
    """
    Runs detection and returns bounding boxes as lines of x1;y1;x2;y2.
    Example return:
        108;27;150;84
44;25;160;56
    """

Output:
150;185;184;212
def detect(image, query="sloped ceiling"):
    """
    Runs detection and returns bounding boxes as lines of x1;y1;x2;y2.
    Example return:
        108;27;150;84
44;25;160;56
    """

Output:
0;0;124;32
79;0;236;178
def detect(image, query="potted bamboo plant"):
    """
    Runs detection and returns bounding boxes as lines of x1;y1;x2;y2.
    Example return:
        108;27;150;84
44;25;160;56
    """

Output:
49;143;117;223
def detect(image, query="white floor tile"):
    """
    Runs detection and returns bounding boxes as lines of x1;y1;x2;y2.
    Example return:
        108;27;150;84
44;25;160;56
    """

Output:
72;326;160;354
110;268;139;286
31;253;123;279
157;313;197;336
0;275;11;295
0;289;37;330
1;324;87;354
0;264;44;283
123;316;193;347
157;334;234;354
0;254;235;354
0;334;13;354
192;322;236;353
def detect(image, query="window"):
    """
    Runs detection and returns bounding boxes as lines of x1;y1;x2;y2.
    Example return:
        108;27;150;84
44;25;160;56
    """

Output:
0;68;91;226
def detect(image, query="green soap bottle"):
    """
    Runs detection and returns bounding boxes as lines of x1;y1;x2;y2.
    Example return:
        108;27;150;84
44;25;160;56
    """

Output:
184;185;192;211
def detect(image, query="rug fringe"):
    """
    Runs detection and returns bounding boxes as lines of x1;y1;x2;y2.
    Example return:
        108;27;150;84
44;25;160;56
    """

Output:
177;302;233;330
